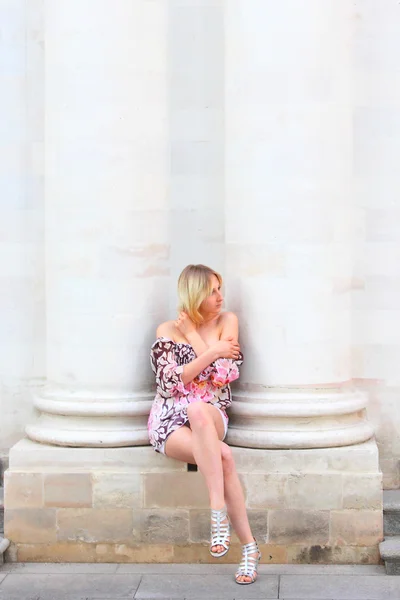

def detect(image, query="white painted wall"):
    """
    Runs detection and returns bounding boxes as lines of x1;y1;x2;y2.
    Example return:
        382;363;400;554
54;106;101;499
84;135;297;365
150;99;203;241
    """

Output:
0;0;399;485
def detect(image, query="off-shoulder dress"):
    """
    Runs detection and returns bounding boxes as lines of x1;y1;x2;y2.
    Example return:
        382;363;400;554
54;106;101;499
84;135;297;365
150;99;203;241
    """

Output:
148;337;243;454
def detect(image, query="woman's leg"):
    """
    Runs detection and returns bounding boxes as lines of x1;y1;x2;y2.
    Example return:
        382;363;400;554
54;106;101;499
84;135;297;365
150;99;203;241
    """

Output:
219;442;253;544
165;403;226;552
186;402;226;508
165;407;258;580
219;442;260;583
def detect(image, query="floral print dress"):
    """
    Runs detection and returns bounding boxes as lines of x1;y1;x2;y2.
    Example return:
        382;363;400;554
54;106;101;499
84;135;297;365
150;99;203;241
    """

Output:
148;337;243;454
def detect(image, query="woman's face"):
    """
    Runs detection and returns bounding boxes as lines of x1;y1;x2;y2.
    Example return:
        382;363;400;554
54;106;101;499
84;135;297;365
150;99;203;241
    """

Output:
199;275;224;317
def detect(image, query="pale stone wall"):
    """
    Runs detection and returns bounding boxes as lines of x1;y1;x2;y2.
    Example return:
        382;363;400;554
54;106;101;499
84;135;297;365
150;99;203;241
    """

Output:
351;1;400;488
0;0;45;450
168;0;225;297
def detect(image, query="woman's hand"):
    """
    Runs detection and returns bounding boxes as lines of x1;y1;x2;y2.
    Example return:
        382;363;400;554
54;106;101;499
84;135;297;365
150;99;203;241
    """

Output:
175;311;196;337
212;337;241;360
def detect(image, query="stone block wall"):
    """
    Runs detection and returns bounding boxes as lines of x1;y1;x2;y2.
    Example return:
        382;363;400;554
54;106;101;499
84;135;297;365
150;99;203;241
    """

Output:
4;440;383;564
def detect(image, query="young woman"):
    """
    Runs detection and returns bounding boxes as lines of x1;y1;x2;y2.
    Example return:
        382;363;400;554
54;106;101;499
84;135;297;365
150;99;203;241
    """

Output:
148;264;261;585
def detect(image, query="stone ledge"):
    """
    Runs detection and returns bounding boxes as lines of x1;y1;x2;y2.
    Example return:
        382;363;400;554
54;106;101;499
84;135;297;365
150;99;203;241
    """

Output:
232;439;380;473
380;536;400;560
9;438;380;474
9;440;186;472
0;536;10;564
379;536;400;575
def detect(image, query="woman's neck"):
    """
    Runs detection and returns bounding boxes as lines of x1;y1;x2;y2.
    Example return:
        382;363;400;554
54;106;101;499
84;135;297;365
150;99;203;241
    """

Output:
198;313;220;328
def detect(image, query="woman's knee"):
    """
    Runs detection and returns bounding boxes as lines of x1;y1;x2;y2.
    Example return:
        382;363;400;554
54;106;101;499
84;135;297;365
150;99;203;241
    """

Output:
187;402;213;428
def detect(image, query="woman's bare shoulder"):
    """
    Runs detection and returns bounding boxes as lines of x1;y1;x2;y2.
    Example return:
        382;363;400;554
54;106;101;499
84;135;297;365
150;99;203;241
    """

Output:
156;321;177;340
220;311;238;325
218;311;239;340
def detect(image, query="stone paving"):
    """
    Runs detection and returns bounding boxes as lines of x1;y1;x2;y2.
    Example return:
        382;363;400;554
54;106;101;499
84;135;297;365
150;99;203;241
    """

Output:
0;563;398;600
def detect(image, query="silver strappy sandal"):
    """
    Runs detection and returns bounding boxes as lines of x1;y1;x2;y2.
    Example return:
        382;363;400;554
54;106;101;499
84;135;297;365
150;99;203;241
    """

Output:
210;506;230;558
235;538;261;584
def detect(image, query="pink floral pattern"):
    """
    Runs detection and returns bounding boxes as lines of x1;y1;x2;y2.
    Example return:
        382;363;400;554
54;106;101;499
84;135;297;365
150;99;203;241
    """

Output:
148;337;243;453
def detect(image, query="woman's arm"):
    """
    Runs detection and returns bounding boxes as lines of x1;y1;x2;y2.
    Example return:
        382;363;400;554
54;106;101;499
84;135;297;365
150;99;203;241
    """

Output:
181;346;219;385
178;311;239;357
155;322;240;385
185;329;209;356
180;338;241;385
175;312;209;356
155;315;241;388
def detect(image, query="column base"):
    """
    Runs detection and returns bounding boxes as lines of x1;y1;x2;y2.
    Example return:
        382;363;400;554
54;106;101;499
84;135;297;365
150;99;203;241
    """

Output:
4;438;383;564
26;389;153;447
227;389;374;449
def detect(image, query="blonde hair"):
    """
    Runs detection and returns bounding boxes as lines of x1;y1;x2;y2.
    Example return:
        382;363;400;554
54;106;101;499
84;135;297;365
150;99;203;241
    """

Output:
178;264;223;325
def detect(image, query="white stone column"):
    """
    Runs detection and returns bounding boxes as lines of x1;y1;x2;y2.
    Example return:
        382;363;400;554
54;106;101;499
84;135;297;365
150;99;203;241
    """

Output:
224;0;373;448
26;0;168;447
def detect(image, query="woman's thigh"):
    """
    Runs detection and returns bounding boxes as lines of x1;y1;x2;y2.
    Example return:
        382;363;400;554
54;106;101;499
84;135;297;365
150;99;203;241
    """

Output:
165;403;226;463
164;425;196;463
